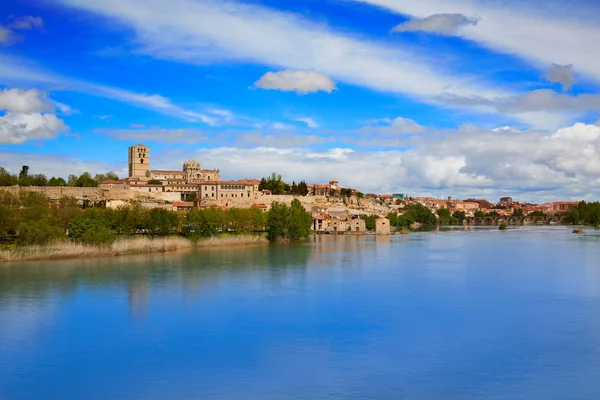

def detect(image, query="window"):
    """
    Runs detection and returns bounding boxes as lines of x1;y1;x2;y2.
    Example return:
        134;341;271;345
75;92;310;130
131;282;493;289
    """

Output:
141;159;144;164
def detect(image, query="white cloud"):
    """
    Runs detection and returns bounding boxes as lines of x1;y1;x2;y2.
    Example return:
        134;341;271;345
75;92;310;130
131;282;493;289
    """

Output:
295;117;319;128
0;151;125;178
255;70;336;94
8;117;600;201
0;112;67;144
0;88;69;144
392;13;478;35
443;89;600;114
545;64;575;91
352;0;600;83
357;117;427;137
0;88;53;113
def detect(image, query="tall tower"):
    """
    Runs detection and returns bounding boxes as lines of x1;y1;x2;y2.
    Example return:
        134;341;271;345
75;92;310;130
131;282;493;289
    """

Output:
128;144;150;179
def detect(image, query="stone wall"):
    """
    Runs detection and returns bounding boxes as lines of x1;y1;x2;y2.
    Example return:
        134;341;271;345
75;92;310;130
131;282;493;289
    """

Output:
0;186;136;201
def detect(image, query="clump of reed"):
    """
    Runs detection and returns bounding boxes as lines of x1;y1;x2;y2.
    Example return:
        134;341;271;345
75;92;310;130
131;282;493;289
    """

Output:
0;234;267;263
195;234;268;248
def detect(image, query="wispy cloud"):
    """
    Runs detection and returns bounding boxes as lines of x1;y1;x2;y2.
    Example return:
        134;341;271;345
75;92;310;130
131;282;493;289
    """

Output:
392;14;478;35
294;117;319;129
53;0;509;104
353;0;600;83
0;54;235;126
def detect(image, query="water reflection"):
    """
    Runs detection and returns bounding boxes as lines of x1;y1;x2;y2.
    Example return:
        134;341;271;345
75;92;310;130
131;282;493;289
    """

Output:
2;228;600;400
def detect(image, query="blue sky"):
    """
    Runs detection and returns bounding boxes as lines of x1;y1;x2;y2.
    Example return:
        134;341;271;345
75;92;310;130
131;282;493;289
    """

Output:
1;0;600;201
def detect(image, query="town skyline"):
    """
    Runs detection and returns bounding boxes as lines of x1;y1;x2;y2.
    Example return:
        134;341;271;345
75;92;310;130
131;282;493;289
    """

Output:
1;1;600;203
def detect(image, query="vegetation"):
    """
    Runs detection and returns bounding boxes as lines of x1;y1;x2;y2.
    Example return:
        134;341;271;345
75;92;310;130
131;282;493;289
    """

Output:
266;199;312;242
0;165;119;188
259;173;290;195
437;208;467;225
565;201;600;226
386;212;415;229
499;222;508;230
0;189;267;246
403;203;437;225
1;189;311;260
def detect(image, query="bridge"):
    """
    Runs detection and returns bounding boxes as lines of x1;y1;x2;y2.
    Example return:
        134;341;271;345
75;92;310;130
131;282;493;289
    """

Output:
464;215;567;226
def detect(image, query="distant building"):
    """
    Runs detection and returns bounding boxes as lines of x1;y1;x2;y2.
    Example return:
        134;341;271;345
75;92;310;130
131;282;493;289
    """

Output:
375;217;391;235
350;218;366;233
392;193;406;199
128;144;150;179
500;197;514;205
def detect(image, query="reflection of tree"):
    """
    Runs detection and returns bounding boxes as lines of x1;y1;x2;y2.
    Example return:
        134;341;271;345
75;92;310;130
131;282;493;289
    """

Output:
0;245;312;313
128;276;150;317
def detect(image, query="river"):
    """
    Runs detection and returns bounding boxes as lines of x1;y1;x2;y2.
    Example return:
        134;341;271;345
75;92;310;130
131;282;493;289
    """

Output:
2;227;600;399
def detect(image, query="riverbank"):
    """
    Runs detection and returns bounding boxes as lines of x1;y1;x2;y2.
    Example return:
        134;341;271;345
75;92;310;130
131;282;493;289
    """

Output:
0;235;268;263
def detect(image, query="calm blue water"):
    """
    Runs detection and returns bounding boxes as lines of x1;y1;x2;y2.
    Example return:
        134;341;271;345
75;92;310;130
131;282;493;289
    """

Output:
2;227;600;399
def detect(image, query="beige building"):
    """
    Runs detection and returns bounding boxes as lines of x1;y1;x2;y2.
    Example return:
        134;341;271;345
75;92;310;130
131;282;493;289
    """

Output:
350;218;366;233
376;217;391;235
128;144;150;179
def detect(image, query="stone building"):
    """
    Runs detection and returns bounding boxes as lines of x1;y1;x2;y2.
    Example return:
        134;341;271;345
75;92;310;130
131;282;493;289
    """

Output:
350;218;366;233
376;217;391;235
128;144;150;179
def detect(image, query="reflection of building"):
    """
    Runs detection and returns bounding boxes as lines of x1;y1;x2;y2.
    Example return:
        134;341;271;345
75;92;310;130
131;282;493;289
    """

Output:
127;276;150;317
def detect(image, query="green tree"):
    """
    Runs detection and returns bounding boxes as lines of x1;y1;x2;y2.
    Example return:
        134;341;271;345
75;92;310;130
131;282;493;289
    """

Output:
452;211;466;224
267;202;289;241
48;177;67;186
403;203;436;225
30;174;48;186
67;174;78;186
437;207;452;224
361;215;377;231
513;208;524;217
0;167;18;186
147;208;179;237
288;199;312;240
259;173;287;195
76;172;99;187
68;217;116;245
17;219;64;245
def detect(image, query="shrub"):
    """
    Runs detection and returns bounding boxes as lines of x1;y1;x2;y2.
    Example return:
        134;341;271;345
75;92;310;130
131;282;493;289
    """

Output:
17;219;65;245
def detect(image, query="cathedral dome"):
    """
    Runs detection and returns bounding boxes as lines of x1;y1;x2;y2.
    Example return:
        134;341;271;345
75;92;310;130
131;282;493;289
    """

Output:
183;160;200;170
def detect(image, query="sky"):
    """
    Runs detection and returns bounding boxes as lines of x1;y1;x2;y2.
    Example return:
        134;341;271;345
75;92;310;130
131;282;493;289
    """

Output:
1;0;599;202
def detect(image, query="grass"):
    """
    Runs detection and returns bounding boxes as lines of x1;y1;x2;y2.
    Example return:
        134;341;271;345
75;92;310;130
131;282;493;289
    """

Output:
0;234;267;263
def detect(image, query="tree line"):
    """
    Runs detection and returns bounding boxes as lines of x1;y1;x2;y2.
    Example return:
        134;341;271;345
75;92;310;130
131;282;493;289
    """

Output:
0;190;312;247
258;172;363;198
564;201;600;226
0;165;119;188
